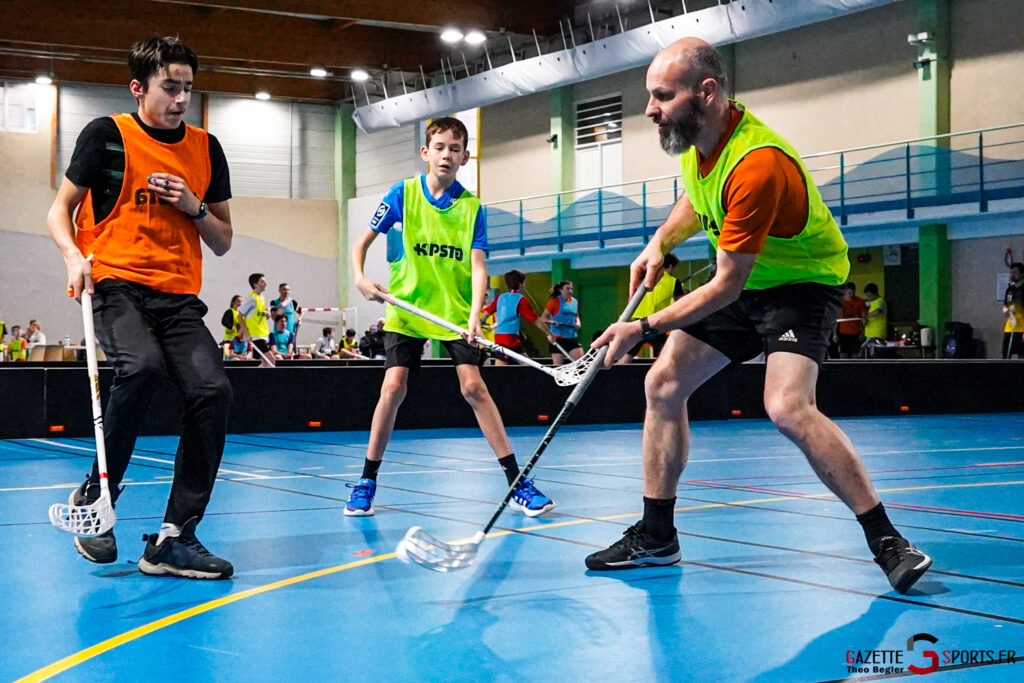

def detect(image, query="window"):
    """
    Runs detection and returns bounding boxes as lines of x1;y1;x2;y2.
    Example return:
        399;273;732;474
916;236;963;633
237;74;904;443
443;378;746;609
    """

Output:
0;82;39;134
575;95;622;191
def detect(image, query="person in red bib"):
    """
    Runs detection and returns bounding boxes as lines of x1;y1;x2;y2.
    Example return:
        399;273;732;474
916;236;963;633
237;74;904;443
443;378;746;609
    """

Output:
480;269;553;365
46;37;234;580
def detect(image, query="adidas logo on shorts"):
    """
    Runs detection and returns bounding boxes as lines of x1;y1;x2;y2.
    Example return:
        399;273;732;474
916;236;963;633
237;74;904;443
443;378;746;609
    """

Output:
778;329;798;343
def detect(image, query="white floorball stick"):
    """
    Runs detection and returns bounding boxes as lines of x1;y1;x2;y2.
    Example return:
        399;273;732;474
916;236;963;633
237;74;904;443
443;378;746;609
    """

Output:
395;284;649;571
48;290;116;536
381;294;598;387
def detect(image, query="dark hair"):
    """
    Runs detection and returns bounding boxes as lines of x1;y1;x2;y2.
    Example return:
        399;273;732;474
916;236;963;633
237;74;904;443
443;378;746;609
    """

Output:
129;36;199;86
550;280;571;299
279;283;289;291
425;116;469;148
504;269;526;290
346;328;356;336
863;283;879;295
322;326;334;337
248;273;264;289
845;282;857;292
230;295;242;306
682;44;729;93
273;314;287;324
663;253;679;269
1011;262;1024;272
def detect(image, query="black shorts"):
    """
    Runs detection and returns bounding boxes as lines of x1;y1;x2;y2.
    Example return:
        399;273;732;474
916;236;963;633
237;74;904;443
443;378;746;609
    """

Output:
838;333;863;356
549;337;581;355
683;282;844;366
384;331;484;371
629;332;669;357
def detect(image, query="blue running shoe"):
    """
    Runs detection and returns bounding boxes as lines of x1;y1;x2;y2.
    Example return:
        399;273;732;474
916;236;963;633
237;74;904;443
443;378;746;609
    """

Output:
345;478;376;516
509;478;555;517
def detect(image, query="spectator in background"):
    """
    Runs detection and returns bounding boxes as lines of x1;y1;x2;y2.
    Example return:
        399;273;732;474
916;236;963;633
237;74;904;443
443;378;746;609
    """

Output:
240;273;271;357
220;294;243;353
541;280;582;364
7;325;27;361
26;319;47;348
481;269;552;365
268;314;297;360
862;283;888;354
628;253;686;361
270;282;303;342
359;318;386;359
227;334;253;360
1003;261;1024;359
313;326;336;359
0;310;6;344
337;328;362;358
836;282;866;358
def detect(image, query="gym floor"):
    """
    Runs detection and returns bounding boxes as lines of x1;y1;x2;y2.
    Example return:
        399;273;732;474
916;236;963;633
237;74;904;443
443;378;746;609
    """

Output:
2;414;1023;682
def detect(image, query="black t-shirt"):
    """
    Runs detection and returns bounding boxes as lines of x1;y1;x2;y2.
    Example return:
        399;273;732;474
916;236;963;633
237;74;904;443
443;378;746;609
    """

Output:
65;112;231;223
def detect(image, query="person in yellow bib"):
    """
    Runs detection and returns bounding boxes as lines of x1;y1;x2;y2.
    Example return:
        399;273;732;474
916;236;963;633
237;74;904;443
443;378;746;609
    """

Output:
240;272;271;357
221;294;243;351
589;38;930;593
1003;262;1024;359
349;117;554;518
862;283;888;352
6;325;27;361
627;252;685;360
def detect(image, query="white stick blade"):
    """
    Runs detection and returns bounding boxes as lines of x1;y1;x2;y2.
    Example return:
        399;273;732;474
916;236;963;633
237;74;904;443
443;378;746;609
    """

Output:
48;497;116;536
395;526;481;572
552;348;600;386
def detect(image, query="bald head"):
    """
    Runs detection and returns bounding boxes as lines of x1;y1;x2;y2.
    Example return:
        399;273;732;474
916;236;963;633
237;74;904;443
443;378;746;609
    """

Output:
652;38;728;93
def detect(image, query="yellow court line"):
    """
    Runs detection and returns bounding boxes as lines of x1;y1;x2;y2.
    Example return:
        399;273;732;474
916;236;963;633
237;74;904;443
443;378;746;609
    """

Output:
18;479;1024;682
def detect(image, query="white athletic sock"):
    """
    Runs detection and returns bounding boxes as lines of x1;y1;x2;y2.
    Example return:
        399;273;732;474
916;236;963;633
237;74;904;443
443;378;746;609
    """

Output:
157;523;182;545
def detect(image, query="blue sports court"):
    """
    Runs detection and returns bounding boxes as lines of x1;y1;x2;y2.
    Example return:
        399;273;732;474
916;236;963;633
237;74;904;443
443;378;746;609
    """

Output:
3;413;1022;681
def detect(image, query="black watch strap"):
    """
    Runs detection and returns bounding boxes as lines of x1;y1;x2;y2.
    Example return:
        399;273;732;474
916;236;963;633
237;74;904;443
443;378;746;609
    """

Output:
639;316;658;339
187;201;209;221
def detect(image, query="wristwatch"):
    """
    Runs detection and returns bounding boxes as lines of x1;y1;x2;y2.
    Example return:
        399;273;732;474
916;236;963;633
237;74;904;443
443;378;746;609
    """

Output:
639;316;659;340
187;201;209;221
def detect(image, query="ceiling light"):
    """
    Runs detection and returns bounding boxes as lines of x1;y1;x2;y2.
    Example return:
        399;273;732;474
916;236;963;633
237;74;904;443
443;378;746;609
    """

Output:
440;27;464;44
254;90;271;100
309;67;328;78
35;75;52;85
351;69;369;82
464;30;486;45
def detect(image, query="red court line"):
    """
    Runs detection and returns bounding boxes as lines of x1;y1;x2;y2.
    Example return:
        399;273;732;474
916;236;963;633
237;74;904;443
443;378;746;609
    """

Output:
690;460;1024;482
687;480;1024;522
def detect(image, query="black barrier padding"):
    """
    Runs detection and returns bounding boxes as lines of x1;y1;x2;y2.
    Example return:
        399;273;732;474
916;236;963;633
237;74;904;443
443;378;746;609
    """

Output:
1;360;1022;439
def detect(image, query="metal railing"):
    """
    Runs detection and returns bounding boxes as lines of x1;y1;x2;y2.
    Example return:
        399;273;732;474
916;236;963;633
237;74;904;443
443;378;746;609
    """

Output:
484;122;1024;258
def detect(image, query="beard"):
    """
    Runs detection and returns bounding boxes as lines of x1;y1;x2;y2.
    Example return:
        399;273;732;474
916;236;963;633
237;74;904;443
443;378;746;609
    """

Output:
658;97;706;155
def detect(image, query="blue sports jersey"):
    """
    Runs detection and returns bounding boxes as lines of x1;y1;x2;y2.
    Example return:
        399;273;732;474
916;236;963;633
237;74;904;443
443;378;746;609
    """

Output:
370;175;488;262
268;328;294;354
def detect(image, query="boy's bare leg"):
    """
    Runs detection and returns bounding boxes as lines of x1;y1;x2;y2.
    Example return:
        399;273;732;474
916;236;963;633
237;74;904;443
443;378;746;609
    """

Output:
365;366;409;461
454;364;512;458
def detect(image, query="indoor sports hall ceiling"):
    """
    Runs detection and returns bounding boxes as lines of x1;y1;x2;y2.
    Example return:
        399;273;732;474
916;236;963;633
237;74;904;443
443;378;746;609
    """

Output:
0;0;723;103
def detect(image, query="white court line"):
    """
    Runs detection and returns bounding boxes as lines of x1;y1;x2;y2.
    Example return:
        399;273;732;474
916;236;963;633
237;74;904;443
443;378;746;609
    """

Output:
28;438;269;479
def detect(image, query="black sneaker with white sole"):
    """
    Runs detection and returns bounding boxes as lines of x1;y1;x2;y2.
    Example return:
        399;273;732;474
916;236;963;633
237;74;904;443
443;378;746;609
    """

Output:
585;522;681;571
69;480;117;564
138;517;233;580
873;536;932;594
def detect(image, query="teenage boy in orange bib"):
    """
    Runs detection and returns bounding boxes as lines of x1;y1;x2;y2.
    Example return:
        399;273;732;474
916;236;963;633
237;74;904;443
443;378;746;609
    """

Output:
47;37;234;579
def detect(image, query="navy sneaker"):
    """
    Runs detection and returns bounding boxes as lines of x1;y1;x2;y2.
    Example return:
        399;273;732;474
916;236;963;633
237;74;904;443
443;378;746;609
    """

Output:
138;518;233;580
69;480;117;564
344;478;376;516
873;536;932;593
585;522;681;570
509;478;555;517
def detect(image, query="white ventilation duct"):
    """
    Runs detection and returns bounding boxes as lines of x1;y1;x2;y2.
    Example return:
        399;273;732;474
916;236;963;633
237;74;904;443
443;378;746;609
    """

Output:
352;0;902;132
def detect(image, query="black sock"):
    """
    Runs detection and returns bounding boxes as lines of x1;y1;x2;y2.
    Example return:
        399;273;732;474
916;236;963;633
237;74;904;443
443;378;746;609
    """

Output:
361;458;382;481
642;496;676;541
498;454;520;486
856;502;901;554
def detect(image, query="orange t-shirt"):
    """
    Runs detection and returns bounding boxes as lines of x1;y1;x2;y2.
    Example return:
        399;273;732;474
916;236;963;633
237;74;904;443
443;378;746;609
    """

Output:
838;297;867;334
698;106;810;255
74;113;211;295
